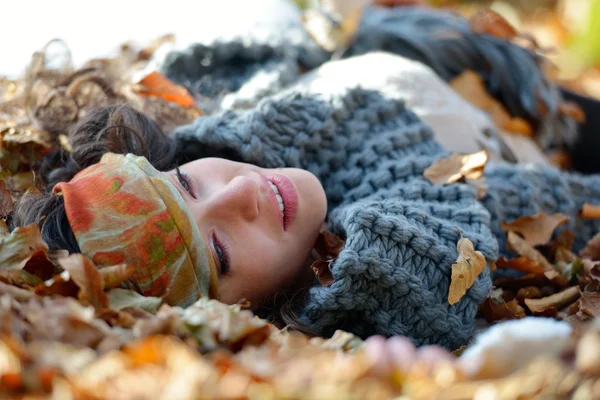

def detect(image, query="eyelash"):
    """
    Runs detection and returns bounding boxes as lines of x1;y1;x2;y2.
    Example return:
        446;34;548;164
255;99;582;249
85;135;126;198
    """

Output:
175;167;195;198
212;232;230;275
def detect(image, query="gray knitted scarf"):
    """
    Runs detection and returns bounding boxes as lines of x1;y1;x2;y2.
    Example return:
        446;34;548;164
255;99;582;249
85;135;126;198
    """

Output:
173;87;600;349
163;4;600;348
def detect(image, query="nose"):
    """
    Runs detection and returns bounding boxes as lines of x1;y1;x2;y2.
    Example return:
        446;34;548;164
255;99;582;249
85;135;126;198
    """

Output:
209;175;259;221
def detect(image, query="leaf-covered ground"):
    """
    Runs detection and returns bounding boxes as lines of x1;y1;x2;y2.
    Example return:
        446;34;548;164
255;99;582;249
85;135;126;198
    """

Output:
2;2;600;399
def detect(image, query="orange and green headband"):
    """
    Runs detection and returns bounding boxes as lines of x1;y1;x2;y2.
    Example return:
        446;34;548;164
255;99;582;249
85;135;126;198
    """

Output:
52;153;218;307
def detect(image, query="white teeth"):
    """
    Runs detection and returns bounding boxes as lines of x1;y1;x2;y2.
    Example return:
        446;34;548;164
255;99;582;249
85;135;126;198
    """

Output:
268;181;285;216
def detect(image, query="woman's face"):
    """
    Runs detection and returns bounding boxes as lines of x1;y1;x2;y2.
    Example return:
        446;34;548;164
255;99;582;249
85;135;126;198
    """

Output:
163;158;327;308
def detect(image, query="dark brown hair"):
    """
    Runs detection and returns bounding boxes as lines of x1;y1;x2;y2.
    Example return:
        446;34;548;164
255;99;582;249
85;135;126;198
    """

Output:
10;104;314;333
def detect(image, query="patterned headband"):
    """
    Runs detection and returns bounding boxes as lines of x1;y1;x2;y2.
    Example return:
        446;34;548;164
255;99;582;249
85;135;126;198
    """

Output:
53;153;218;307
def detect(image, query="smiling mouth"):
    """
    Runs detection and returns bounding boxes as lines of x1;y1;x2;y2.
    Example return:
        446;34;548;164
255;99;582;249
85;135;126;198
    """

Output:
267;180;285;216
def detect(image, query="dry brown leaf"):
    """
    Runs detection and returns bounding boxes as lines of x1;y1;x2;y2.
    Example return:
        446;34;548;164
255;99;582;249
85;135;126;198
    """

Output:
501;212;570;247
0;180;14;217
507;231;560;281
0;223;49;270
502;117;534;136
524;286;580;313
313;230;345;260
515;286;545;303
469;8;518;40
0;219;8;238
59;254;109;309
496;256;545;275
481;291;526;322
448;234;486;305
311;259;335;287
34;270;79;298
577;292;600;320
494;273;550;291
580;232;600;261
0;269;42;288
580;204;600;219
465;177;488;199
135;71;198;110
424;150;488;186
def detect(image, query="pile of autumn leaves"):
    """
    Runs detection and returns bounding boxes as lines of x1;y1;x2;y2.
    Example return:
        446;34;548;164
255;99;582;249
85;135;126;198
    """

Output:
1;150;600;399
424;150;600;327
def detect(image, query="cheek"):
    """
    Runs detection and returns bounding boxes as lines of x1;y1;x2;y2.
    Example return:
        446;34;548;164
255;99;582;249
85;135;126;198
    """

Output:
217;239;308;306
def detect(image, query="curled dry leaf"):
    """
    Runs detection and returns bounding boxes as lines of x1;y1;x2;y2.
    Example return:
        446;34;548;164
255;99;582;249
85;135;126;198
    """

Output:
311;230;345;287
507;231;560;281
424;150;488;186
580;232;600;261
134;71;198;110
0;269;43;288
311;260;335;287
480;290;526;322
0;223;49;270
500;212;570;247
496;256;545;275
469;8;518;40
515;286;544;303
448;234;486;305
0;180;14;217
524;286;580;314
577;292;600;320
59;254;109;309
580;203;600;219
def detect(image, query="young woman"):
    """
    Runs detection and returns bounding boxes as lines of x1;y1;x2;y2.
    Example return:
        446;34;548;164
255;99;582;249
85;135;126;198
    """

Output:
12;67;600;354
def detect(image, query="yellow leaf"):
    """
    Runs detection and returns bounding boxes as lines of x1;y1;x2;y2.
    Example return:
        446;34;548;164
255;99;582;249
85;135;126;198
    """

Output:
448;234;486;305
500;211;570;247
507;231;560;281
424;150;488;185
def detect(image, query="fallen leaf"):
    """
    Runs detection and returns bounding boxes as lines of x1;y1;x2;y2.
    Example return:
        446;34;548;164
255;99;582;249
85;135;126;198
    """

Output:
107;288;162;313
575;330;600;375
0;280;35;302
559;101;586;123
580;232;600;260
502;117;534;136
448;233;486;305
0;223;49;270
469;8;518;40
507;231;560;280
576;292;600;319
0;180;14;216
500;212;570;247
496;256;545;275
311;260;335;287
0;269;42;288
557;258;584;282
449;71;533;136
0;220;8;238
494;273;550;290
580;203;600;219
515;286;544;303
313;231;345;260
524;286;580;313
135;71;198;109
481;291;526;322
424;150;488;185
98;264;134;289
34;270;79;298
59;254;109;309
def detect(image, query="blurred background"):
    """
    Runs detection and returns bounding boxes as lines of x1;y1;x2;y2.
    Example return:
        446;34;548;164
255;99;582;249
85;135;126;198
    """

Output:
2;0;598;101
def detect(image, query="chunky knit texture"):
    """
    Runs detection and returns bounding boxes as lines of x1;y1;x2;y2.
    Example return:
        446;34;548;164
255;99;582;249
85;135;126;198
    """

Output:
174;88;600;348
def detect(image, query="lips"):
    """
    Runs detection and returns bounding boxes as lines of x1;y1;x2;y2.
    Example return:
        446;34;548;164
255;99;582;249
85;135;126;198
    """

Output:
263;174;298;231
